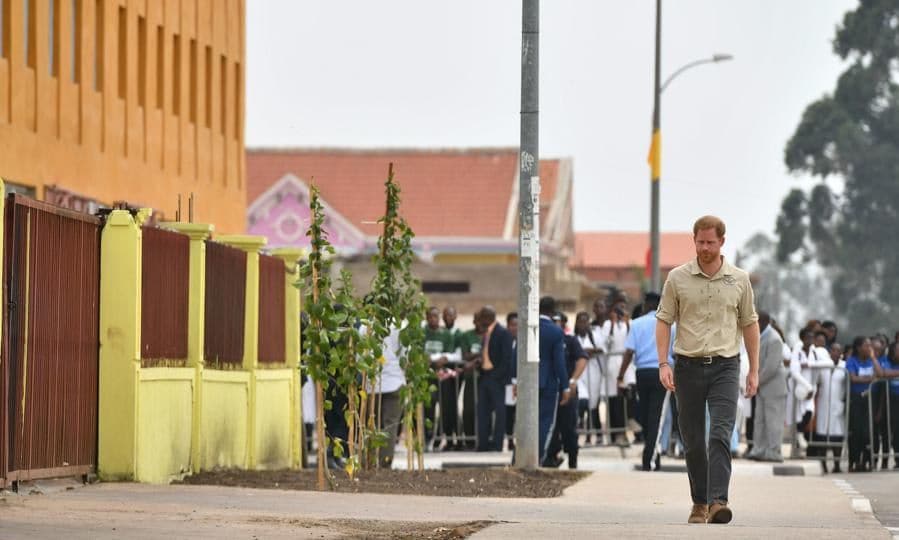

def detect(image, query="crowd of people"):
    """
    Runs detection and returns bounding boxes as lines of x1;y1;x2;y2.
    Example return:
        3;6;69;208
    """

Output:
419;294;661;468
750;319;899;473
304;301;899;473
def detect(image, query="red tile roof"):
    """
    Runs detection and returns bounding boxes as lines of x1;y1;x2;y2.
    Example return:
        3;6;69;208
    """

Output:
247;148;562;239
538;160;559;210
572;232;695;269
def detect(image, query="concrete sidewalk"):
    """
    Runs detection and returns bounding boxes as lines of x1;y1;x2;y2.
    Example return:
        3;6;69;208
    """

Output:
472;468;887;539
0;458;889;538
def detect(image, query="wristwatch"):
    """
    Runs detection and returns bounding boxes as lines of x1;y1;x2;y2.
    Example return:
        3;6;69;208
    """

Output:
569;378;577;386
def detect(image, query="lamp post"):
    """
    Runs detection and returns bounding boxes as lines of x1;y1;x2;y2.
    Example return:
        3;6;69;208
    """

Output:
648;0;732;292
516;0;539;470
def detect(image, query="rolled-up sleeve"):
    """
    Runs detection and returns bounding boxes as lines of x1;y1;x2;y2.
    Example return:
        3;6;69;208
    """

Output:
656;276;678;325
738;278;759;327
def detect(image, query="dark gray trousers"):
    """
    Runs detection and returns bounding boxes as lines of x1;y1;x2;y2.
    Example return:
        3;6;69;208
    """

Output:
377;390;403;468
674;358;739;505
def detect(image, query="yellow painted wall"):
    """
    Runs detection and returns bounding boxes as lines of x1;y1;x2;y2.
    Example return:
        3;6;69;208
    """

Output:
98;211;300;483
98;211;141;480
136;368;194;483
200;370;250;470
253;371;293;470
0;0;246;233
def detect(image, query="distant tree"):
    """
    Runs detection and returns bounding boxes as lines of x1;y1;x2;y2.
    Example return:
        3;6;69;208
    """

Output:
777;1;899;335
739;233;836;342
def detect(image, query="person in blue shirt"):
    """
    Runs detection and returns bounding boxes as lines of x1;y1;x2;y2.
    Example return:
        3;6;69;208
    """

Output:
870;336;892;470
618;292;669;471
876;340;899;469
538;296;569;465
844;336;884;472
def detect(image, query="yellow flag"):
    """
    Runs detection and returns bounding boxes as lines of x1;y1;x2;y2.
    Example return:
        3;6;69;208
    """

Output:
647;130;661;180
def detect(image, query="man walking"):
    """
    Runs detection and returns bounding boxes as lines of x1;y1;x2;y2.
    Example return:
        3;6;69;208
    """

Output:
618;292;668;471
747;312;787;462
538;296;569;465
656;215;759;525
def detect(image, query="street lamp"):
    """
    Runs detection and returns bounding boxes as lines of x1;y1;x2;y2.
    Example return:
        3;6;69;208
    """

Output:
648;0;733;292
661;54;733;94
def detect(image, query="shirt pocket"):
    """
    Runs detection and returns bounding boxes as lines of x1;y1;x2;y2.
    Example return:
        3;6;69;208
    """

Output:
714;280;743;327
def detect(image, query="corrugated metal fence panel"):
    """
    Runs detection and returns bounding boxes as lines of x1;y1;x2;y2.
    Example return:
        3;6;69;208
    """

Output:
204;240;246;365
0;199;27;484
4;195;99;479
257;254;286;364
141;227;190;364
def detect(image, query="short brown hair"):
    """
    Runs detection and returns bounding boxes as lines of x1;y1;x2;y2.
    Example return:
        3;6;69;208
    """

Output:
693;215;726;238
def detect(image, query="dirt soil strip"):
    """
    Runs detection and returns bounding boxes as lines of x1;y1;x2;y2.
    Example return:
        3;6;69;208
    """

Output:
178;467;588;498
246;517;495;540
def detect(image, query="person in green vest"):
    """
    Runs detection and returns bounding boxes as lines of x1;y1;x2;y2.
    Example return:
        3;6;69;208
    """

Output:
425;306;460;449
459;312;485;450
440;306;464;449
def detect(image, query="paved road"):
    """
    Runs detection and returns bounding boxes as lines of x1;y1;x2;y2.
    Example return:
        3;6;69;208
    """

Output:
0;460;890;539
833;470;899;536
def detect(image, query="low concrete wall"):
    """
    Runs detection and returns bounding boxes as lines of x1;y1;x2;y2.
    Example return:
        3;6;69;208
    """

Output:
136;368;195;483
253;369;294;470
200;370;251;471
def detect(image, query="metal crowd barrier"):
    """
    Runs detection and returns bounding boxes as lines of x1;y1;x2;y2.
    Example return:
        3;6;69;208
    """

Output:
429;366;480;451
787;365;850;466
428;353;635;452
867;378;896;471
785;365;899;473
576;353;632;449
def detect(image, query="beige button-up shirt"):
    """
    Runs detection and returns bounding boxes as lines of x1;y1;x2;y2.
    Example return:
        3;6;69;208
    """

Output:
656;257;758;358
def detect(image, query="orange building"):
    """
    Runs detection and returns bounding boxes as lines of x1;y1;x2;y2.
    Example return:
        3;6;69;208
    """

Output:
246;148;592;315
0;0;245;231
571;231;695;302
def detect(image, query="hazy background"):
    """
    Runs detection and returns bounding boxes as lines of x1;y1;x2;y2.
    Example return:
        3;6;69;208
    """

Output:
246;0;856;256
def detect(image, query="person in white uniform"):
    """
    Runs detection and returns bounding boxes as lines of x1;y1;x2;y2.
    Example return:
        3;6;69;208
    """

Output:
575;311;604;442
810;341;847;473
601;302;630;443
789;328;831;442
584;299;609;441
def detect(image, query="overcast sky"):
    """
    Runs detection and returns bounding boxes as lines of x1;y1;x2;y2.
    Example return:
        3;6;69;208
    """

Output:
246;0;857;257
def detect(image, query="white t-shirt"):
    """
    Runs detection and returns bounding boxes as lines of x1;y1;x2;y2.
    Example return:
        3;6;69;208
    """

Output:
364;326;406;394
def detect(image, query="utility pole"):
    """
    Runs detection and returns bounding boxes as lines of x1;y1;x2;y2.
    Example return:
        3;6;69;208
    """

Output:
649;0;662;292
515;0;539;470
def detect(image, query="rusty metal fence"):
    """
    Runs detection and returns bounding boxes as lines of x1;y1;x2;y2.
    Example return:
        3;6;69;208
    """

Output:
1;194;100;488
258;254;285;365
203;240;246;367
140;226;190;366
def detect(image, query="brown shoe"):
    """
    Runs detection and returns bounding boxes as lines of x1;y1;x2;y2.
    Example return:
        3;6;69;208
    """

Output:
708;501;732;524
688;504;708;524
